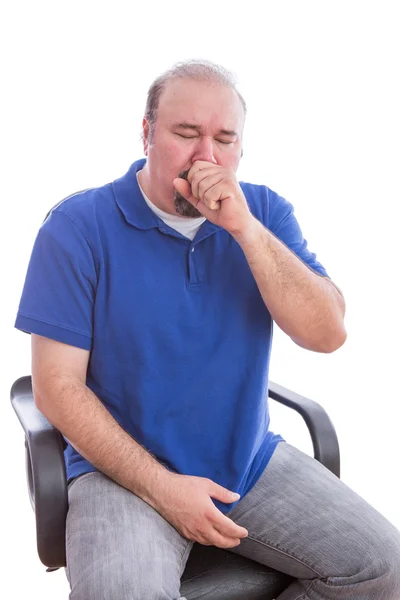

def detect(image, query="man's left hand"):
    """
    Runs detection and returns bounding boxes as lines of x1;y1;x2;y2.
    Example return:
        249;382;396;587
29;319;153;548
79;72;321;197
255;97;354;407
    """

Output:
173;161;253;235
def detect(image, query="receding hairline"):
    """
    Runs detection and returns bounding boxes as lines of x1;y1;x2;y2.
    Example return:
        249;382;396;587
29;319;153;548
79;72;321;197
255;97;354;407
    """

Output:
144;60;247;136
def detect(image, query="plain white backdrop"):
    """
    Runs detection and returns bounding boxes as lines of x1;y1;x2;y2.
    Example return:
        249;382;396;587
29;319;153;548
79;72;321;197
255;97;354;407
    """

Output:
1;1;399;597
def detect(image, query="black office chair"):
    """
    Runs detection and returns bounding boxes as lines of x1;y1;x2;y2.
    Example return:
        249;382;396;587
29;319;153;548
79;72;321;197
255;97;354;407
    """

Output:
11;375;340;599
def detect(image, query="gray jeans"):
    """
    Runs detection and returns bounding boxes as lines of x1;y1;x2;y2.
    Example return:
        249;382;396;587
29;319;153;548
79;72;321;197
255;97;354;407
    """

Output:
66;442;400;599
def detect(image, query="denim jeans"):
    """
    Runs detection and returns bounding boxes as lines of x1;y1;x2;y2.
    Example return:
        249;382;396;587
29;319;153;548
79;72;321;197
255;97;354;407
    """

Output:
66;442;400;599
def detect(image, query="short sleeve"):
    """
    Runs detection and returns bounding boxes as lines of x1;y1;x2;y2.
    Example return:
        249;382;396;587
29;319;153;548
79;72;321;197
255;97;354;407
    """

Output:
268;191;329;278
15;209;97;350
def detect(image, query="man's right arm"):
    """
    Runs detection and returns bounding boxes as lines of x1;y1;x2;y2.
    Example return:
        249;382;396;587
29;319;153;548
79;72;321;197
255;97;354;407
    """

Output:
31;333;169;508
32;333;248;548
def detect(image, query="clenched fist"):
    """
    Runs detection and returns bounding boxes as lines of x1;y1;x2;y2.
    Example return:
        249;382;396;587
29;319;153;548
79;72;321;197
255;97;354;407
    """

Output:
173;161;254;236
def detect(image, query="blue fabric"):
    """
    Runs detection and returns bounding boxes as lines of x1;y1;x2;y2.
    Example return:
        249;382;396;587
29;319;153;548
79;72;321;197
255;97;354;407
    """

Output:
15;158;328;513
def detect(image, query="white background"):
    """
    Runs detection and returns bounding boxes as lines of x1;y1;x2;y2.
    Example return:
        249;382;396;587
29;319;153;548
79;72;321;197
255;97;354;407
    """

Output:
1;1;399;597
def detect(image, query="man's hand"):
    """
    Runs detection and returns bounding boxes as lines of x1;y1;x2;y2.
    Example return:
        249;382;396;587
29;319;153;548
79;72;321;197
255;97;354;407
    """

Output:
153;472;248;548
173;161;254;236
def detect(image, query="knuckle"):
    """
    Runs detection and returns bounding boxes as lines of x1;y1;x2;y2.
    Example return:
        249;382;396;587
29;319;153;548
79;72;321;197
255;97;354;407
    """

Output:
204;508;214;520
193;171;202;183
205;189;218;204
193;519;202;532
198;180;207;196
194;519;207;535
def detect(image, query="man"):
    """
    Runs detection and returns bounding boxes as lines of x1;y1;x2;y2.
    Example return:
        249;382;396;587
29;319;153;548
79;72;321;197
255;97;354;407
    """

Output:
16;60;400;599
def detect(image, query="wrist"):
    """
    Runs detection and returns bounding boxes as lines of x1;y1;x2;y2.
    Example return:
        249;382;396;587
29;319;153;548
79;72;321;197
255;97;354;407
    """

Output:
142;466;177;510
231;215;264;247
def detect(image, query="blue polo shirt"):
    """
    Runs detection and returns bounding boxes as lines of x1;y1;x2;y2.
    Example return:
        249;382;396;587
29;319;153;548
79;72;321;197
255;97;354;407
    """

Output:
15;158;328;513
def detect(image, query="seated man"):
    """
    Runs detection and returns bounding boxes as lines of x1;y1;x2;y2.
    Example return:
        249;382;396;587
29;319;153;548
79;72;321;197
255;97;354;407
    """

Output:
15;59;400;599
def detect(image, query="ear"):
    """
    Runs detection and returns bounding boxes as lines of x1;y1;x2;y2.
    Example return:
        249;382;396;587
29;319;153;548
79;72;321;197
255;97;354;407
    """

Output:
142;118;150;156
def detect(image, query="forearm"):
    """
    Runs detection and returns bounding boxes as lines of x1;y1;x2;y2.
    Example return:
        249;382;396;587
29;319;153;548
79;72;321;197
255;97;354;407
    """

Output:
233;216;346;353
33;375;170;507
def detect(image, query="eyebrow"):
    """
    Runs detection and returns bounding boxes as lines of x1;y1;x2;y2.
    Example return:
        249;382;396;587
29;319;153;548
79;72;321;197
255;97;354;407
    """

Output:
174;123;238;137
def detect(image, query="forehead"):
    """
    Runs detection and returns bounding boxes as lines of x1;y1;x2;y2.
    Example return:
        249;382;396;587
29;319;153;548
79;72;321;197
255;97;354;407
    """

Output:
156;78;245;133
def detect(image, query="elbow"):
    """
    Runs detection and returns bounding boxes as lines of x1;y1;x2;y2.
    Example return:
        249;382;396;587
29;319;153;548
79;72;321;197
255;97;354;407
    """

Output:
32;381;49;415
319;324;347;354
32;377;43;406
32;374;62;418
292;323;347;354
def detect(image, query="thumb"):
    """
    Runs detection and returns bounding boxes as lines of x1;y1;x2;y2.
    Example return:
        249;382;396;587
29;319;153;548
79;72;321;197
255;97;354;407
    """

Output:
173;178;195;203
208;482;240;504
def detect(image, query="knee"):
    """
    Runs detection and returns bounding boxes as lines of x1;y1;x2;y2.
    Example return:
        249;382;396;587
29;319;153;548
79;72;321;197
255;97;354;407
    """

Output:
69;566;177;600
367;531;400;597
384;545;400;597
71;579;170;600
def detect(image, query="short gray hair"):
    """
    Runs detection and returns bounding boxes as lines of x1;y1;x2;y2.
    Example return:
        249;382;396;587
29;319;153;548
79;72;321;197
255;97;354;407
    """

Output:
144;59;247;140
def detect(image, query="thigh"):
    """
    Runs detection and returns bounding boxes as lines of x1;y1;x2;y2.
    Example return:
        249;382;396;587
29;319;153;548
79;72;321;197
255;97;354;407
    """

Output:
226;442;400;581
66;472;193;600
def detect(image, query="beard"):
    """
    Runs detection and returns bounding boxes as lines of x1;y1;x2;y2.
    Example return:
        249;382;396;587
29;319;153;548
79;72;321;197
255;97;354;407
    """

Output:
174;170;202;218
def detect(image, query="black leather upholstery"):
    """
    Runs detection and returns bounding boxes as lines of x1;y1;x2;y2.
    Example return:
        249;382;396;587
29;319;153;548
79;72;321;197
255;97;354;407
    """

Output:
181;543;294;599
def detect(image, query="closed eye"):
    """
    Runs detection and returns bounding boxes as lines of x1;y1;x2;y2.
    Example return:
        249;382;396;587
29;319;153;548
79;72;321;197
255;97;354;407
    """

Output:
177;134;233;144
177;134;198;139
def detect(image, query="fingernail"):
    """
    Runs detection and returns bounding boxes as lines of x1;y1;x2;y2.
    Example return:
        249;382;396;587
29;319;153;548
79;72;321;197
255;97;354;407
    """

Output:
232;493;240;500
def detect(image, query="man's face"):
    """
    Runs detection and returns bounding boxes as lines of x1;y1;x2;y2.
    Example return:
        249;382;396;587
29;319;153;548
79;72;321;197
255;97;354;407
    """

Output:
142;78;245;217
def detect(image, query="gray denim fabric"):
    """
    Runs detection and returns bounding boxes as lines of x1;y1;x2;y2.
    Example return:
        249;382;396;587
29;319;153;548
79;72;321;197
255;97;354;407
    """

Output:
66;471;193;599
227;442;400;599
66;442;400;599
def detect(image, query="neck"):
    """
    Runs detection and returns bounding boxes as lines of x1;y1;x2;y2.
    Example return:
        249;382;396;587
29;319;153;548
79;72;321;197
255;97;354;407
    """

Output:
138;166;177;216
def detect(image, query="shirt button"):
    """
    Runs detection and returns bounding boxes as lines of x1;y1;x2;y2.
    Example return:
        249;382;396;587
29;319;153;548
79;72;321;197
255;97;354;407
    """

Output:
191;247;195;252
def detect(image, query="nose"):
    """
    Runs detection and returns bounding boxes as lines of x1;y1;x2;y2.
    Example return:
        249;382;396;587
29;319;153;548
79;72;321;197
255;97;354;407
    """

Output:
191;136;217;165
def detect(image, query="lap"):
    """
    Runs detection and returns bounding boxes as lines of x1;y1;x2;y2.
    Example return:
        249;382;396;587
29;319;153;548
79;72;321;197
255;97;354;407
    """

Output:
226;441;400;580
66;472;192;600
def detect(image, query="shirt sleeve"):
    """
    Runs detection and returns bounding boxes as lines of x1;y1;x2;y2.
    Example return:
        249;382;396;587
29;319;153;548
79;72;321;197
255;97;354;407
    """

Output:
268;190;329;278
15;209;97;350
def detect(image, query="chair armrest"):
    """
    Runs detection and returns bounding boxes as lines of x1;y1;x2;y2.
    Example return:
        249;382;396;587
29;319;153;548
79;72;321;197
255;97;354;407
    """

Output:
268;381;340;478
9;374;339;569
10;376;68;568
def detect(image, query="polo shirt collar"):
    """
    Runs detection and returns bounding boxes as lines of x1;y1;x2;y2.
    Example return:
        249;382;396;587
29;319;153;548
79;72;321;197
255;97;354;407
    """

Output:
112;159;159;230
112;158;223;239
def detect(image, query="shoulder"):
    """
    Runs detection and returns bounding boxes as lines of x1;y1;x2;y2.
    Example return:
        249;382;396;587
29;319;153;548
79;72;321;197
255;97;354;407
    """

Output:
35;184;117;273
239;180;293;228
45;183;114;232
44;159;145;235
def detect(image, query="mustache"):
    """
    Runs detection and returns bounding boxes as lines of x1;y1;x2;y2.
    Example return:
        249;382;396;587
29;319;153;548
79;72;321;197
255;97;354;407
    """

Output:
177;169;190;181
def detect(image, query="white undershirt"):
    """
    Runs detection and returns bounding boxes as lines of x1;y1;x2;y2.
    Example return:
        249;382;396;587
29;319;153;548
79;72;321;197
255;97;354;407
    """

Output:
136;172;206;241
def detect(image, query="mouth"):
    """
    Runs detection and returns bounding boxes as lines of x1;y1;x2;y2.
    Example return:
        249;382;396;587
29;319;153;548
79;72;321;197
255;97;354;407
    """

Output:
173;169;202;218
